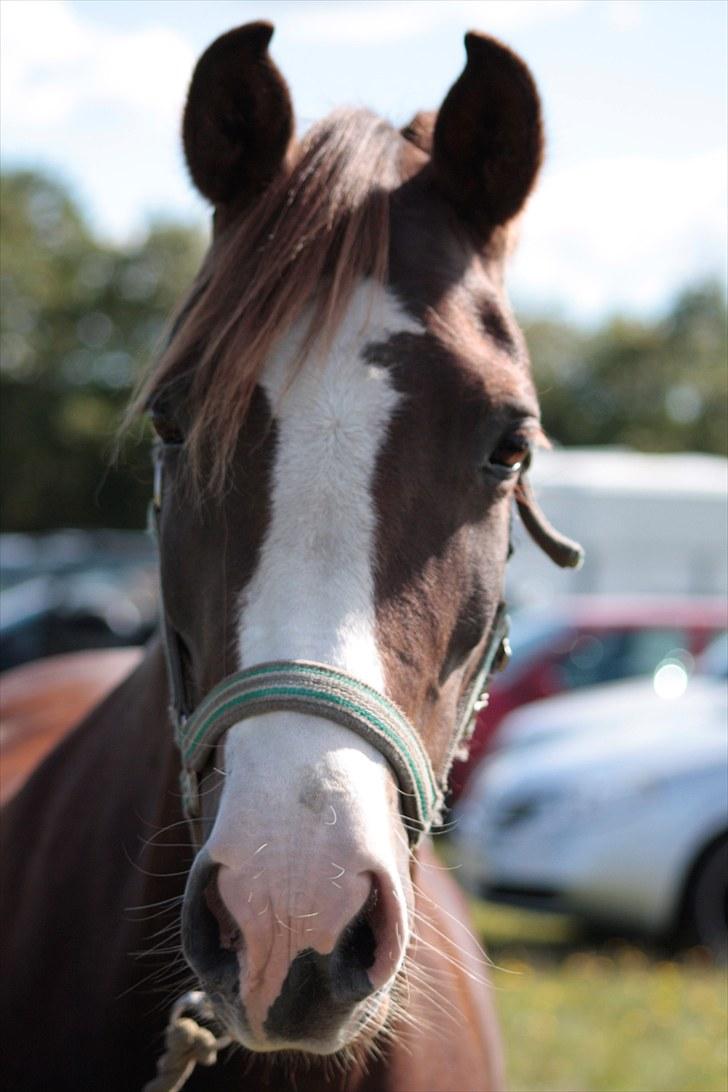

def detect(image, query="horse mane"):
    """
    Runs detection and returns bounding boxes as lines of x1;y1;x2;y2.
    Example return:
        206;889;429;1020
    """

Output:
131;108;402;494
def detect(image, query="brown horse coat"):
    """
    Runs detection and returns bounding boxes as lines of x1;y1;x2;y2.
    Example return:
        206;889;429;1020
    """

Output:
1;642;503;1091
0;649;143;805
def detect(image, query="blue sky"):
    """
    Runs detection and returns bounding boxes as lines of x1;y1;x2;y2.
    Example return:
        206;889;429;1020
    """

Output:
2;0;726;323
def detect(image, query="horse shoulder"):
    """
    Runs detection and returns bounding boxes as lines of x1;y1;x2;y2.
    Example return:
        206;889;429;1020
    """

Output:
0;647;144;804
0;642;185;1092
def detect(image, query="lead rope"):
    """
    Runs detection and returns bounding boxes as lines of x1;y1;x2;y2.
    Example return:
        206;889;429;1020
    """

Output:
143;991;231;1092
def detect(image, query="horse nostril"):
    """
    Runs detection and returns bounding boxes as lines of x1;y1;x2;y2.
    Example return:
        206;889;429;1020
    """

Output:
337;884;378;973
343;871;407;992
204;872;243;953
263;874;401;1043
182;850;241;992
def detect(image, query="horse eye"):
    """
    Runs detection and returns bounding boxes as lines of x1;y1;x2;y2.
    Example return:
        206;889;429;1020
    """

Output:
484;432;531;479
151;412;184;445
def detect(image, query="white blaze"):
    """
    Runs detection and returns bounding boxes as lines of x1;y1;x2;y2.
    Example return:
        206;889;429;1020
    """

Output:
205;286;423;1038
238;282;420;681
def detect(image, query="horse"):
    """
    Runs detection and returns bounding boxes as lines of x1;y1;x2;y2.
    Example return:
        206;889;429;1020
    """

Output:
0;649;144;805
0;23;582;1092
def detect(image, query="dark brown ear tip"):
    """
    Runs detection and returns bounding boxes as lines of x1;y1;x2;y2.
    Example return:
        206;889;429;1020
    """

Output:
203;21;275;61
226;21;275;53
463;31;512;64
463;31;540;101
464;31;491;54
242;20;275;52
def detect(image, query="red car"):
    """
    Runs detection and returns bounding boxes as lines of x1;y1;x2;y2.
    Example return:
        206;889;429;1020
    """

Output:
450;595;727;800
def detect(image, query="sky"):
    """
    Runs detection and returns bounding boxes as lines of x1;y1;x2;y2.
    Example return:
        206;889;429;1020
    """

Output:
1;0;726;323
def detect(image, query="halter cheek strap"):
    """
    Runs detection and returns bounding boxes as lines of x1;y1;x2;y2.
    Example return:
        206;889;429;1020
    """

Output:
151;444;510;847
446;604;511;777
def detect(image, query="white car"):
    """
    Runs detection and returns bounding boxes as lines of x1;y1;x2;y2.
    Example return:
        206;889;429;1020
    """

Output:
454;646;728;956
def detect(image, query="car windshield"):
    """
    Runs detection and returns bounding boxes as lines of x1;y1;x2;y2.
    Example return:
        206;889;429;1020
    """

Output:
507;611;568;671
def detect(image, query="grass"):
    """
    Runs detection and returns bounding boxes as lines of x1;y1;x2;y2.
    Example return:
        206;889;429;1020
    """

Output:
468;899;728;1092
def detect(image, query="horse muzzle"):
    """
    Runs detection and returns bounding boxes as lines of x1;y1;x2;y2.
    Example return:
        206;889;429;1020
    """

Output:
182;846;406;1052
180;713;413;1052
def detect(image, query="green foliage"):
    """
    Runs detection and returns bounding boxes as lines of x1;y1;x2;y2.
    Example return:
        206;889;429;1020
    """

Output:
526;283;728;455
470;900;727;1092
493;954;727;1092
1;170;206;530
1;168;726;531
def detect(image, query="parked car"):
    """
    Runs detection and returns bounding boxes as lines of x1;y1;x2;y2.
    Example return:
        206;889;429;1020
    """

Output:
449;595;727;798
0;532;158;670
454;637;728;957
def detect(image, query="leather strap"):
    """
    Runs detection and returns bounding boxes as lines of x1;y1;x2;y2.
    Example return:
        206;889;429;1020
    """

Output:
150;445;191;726
446;603;510;777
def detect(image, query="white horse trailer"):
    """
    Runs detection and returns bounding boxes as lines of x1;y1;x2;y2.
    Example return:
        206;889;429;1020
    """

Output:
508;449;728;603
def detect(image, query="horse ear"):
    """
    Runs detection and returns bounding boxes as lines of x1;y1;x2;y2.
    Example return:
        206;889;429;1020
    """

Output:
431;32;543;235
182;22;294;207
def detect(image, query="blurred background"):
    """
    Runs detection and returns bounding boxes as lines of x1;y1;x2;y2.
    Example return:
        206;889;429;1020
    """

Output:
1;2;726;1090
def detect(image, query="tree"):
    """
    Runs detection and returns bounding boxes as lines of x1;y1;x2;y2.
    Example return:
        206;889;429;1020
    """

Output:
526;283;728;455
1;171;205;530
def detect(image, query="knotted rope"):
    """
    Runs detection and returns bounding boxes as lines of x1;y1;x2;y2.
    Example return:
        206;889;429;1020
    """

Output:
143;991;231;1092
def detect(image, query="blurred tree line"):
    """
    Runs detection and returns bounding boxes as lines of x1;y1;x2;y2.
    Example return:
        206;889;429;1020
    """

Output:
1;169;726;531
1;170;205;532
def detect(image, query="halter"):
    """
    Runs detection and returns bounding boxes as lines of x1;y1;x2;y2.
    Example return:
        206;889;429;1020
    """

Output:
151;444;511;846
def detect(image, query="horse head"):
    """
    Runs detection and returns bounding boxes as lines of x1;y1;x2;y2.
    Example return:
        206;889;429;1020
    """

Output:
140;22;581;1058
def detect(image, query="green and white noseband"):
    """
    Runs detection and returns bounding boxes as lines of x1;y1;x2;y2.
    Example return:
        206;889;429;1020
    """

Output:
176;660;442;845
173;610;510;847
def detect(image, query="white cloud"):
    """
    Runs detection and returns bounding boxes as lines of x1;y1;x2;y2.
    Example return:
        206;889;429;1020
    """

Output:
510;148;728;320
281;0;586;45
0;0;194;134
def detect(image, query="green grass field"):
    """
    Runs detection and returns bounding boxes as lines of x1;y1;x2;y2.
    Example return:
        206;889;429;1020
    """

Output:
470;900;728;1092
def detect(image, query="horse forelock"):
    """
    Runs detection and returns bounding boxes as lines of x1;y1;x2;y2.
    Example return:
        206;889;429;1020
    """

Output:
132;108;405;495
